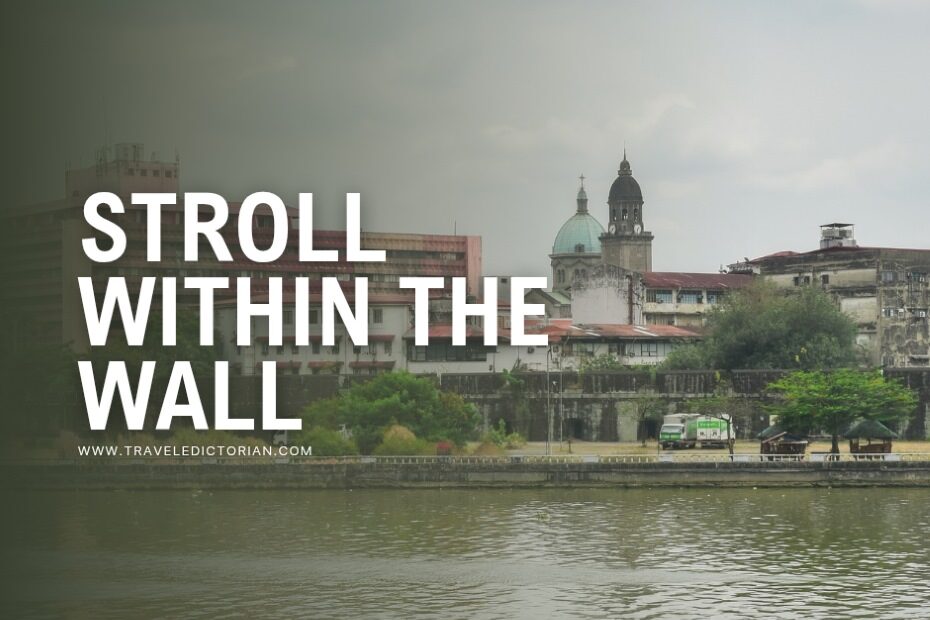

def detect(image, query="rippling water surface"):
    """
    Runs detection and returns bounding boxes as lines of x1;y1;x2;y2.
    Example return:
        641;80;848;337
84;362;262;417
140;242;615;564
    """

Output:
4;488;930;618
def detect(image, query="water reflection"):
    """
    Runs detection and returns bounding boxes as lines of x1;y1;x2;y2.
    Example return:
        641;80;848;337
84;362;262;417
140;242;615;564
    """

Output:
4;488;930;618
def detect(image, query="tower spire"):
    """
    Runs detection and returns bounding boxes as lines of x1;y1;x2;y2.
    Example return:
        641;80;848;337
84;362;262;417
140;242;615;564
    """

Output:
576;174;588;213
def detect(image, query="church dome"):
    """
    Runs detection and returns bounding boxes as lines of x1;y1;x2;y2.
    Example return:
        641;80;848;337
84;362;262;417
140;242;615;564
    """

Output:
552;212;604;255
608;154;643;203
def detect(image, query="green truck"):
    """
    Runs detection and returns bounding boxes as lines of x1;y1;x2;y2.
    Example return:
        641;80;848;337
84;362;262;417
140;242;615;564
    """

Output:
659;414;734;449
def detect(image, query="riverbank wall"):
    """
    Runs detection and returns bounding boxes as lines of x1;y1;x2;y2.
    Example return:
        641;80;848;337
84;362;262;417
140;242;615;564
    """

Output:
9;459;930;490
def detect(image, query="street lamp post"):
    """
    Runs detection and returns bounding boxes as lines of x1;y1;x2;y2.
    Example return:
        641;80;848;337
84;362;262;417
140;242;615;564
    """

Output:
545;351;551;456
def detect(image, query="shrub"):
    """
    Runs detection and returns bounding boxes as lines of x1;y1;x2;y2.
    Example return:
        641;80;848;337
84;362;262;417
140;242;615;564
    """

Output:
481;419;526;449
293;426;358;456
169;428;265;447
472;440;505;456
373;425;434;456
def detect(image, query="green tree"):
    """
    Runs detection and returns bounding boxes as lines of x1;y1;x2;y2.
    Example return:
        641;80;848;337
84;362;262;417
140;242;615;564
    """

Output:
662;280;859;371
302;371;480;454
629;391;666;447
85;309;219;434
766;369;917;454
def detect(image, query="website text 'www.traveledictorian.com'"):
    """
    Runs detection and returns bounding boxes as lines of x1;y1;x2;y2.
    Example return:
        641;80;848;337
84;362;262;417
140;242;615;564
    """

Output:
77;445;314;458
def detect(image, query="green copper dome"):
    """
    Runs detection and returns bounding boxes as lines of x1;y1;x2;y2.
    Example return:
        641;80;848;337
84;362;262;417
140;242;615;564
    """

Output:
552;211;604;255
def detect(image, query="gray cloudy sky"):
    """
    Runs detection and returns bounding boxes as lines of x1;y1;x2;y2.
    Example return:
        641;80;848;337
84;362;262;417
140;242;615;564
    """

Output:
5;0;930;276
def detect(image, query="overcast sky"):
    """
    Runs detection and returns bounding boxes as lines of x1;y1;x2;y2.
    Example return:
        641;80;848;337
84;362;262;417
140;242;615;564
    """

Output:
5;0;930;277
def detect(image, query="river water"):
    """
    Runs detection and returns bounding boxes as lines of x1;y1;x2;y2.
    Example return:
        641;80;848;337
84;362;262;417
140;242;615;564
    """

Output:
4;488;930;619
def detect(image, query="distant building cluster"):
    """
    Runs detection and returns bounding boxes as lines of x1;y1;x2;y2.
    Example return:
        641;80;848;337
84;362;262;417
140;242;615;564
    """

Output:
3;142;928;378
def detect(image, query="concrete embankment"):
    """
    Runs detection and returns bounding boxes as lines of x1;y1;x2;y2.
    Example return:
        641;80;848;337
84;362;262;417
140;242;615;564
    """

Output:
7;459;930;489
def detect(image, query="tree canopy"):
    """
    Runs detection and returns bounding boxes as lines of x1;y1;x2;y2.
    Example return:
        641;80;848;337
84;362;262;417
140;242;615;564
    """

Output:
662;280;859;371
766;369;917;453
301;371;481;454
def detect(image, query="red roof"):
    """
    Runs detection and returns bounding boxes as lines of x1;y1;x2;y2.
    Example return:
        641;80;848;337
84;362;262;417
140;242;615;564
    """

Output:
641;272;753;290
511;322;700;342
750;245;930;263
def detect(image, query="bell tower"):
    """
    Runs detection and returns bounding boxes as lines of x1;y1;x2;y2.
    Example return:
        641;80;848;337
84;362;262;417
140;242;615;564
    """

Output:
600;150;653;273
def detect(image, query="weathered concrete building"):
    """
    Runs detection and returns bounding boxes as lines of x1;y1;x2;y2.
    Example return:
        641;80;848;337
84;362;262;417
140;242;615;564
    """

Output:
539;153;752;333
0;143;482;353
731;224;930;367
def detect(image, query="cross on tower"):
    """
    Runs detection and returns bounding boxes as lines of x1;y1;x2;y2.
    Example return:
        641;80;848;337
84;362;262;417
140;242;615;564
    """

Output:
578;174;585;189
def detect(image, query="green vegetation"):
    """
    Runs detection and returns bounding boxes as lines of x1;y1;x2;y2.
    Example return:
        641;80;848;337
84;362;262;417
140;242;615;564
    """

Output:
292;426;358;456
302;371;480;454
629;391;666;447
482;418;527;449
84;309;219;433
766;369;917;453
579;354;626;371
499;369;531;433
662;281;859;371
372;425;434;456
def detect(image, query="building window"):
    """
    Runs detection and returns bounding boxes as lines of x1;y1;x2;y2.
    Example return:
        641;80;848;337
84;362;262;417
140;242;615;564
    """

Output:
290;343;298;354
165;170;173;178
311;342;321;354
575;243;585;253
647;289;673;304
678;290;702;304
881;270;897;283
406;341;494;362
309;309;319;324
277;346;284;355
622;209;628;220
153;169;160;177
706;290;723;305
640;342;659;357
372;308;383;324
384;341;392;355
283;310;293;325
332;339;341;354
261;342;269;355
257;215;274;229
140;169;148;177
576;343;596;357
821;274;830;286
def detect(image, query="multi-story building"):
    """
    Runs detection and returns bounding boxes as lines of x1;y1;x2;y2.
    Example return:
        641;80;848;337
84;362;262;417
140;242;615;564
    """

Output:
640;272;753;328
218;293;700;378
730;224;930;367
543;153;752;330
0;143;482;353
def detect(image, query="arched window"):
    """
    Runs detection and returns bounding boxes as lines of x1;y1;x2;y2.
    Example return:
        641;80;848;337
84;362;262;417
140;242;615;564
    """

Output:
622;209;628;220
634;208;639;220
